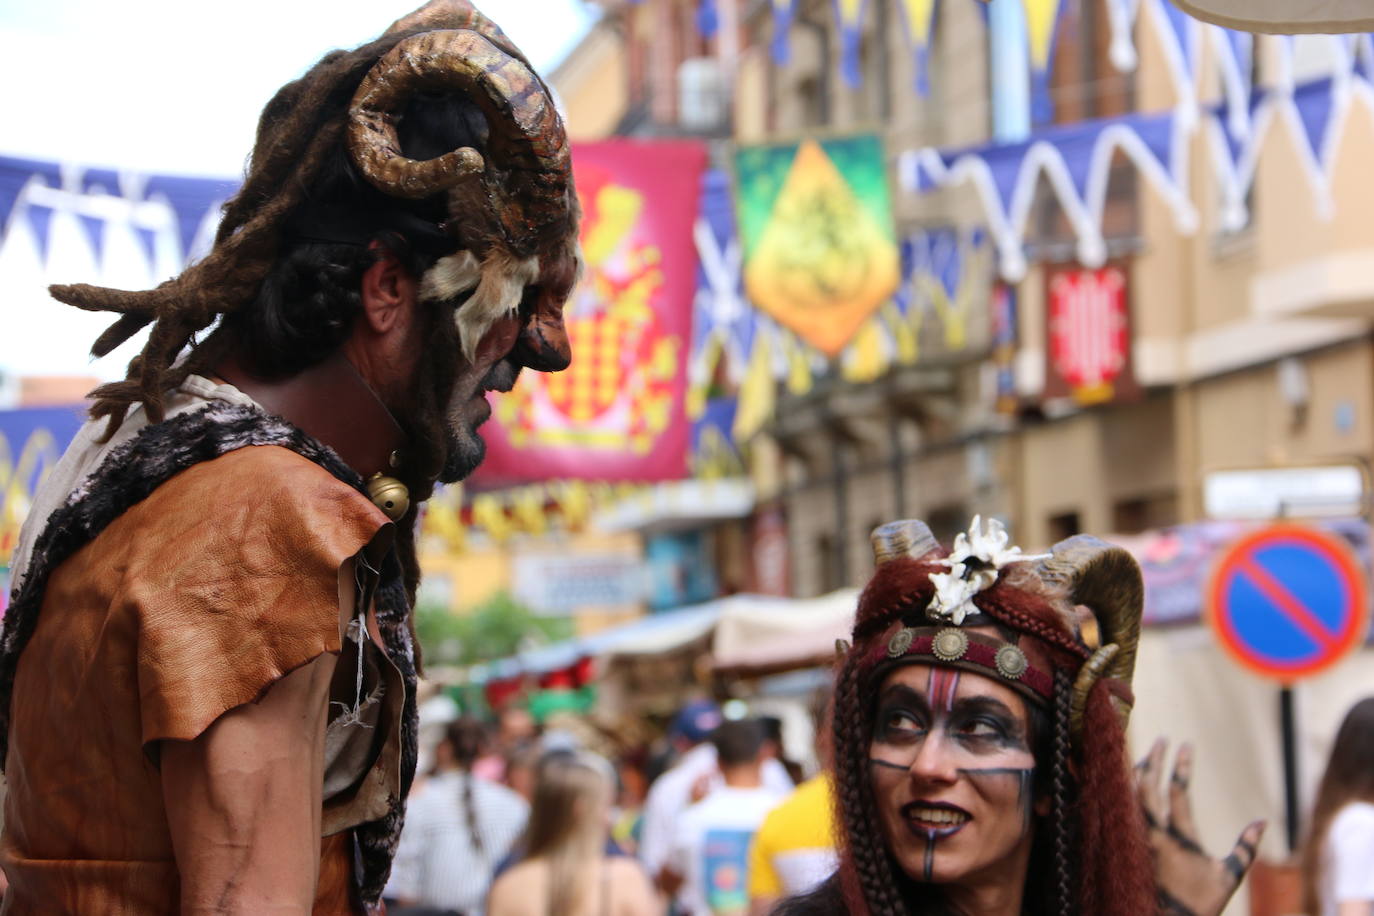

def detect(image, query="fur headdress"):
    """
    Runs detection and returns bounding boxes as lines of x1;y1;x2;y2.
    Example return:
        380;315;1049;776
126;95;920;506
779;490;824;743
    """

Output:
50;0;579;433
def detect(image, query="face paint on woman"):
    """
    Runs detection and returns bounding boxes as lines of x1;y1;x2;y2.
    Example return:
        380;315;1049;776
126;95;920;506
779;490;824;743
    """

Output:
867;662;1041;890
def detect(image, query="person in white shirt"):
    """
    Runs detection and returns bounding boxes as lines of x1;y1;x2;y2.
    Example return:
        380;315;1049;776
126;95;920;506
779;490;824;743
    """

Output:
639;702;793;910
664;720;787;916
1302;697;1374;916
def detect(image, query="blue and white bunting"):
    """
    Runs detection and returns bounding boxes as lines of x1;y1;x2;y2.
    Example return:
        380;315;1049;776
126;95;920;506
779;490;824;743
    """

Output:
771;0;798;65
900;108;1195;280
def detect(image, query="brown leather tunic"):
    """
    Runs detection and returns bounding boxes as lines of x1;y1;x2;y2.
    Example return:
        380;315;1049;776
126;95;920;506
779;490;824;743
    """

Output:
0;446;391;915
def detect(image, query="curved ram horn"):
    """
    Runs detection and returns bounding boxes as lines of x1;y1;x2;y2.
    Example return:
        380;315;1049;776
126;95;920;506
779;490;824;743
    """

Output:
1069;643;1120;739
1034;535;1144;702
870;519;941;566
384;0;522;59
348;29;564;200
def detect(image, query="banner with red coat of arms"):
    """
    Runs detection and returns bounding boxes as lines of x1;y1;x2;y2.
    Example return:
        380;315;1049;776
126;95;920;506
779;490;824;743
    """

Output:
1043;262;1140;406
474;141;708;484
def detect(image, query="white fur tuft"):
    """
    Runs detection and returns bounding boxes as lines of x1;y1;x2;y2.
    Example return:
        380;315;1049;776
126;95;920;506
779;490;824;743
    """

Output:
418;250;482;303
454;252;541;360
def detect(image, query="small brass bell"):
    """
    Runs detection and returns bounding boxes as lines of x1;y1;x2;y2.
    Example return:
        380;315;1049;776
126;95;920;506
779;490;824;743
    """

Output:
366;473;410;522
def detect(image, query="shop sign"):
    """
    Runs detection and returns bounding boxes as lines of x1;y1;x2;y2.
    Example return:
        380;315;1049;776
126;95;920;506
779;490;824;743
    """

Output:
1203;465;1367;521
511;553;649;615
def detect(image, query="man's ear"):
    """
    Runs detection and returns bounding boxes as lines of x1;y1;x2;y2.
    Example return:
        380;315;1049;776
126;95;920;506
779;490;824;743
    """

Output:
359;242;417;335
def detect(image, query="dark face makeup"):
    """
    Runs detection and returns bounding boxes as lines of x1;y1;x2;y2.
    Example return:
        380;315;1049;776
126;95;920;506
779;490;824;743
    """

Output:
867;661;1040;891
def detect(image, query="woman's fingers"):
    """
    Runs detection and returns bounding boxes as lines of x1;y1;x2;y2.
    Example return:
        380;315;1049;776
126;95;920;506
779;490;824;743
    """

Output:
1137;736;1168;830
1167;742;1203;847
1220;820;1267;886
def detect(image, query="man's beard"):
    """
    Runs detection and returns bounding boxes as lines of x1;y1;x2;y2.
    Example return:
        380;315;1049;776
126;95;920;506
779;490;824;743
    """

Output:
438;357;522;482
390;305;521;495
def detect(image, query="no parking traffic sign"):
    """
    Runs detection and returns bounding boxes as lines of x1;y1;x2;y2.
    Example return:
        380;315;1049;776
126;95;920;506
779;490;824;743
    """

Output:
1207;524;1369;682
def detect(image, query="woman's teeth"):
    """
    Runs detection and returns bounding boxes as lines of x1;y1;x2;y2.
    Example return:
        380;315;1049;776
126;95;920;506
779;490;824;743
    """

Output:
909;807;969;826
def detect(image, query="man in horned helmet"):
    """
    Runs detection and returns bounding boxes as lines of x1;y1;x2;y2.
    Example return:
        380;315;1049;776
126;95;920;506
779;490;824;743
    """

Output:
0;2;577;912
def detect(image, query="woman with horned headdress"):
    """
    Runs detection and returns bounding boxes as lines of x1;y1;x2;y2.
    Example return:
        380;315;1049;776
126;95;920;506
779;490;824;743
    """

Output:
777;518;1266;916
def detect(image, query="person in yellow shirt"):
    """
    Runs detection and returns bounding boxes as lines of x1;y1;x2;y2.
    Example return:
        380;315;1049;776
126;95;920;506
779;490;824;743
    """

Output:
746;771;838;914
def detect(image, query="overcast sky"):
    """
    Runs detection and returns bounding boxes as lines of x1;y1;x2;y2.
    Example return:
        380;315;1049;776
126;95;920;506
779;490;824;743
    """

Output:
0;0;597;382
1;0;596;174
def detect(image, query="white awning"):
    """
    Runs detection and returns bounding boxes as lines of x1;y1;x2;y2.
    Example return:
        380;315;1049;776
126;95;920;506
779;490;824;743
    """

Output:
710;589;860;674
592;478;755;535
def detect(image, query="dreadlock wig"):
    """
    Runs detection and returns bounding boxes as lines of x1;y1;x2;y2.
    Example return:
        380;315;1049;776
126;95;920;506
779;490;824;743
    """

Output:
51;0;579;439
828;518;1156;916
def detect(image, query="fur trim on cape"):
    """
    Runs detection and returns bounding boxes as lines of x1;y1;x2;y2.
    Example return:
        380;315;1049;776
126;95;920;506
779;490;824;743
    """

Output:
0;402;417;911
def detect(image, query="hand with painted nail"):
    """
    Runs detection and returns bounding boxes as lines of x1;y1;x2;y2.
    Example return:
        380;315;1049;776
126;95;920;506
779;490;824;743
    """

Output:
1136;738;1266;916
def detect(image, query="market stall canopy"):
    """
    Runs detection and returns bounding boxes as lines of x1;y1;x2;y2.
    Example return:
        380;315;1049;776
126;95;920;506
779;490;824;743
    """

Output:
465;601;722;684
1169;0;1374;33
710;589;861;676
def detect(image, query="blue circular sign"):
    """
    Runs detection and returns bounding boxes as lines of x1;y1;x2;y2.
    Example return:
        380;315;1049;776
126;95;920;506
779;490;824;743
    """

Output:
1208;525;1368;682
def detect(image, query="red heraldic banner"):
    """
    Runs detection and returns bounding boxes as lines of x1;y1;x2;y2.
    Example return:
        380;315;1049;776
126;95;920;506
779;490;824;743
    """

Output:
475;141;708;483
1043;262;1140;406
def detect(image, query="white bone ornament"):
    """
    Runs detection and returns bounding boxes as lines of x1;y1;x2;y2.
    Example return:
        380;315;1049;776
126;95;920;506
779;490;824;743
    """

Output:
927;516;1049;624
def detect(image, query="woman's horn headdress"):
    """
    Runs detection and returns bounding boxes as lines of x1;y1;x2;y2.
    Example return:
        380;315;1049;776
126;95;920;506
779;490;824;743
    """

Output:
1032;535;1144;739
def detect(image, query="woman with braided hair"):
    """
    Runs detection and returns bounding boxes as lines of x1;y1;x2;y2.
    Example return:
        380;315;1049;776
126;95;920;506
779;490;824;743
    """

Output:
776;518;1266;916
391;718;530;915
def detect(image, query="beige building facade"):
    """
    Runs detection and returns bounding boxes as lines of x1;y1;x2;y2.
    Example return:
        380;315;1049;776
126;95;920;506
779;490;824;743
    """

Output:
565;0;1374;593
702;1;1374;591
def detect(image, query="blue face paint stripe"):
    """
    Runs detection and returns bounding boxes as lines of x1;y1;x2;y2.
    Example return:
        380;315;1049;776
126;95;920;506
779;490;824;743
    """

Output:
955;766;1037;835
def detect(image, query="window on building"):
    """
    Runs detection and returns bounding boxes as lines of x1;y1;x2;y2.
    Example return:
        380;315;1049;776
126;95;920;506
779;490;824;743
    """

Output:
927;505;970;545
797;74;827;128
1047;0;1134;125
1112;495;1179;534
816;532;840;593
1047;510;1081;543
1030;0;1142;252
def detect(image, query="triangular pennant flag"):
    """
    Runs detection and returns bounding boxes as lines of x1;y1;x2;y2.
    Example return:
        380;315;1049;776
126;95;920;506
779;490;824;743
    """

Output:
1023;0;1064;124
78;169;119;268
1049;119;1112;202
895;0;939;94
77;213;107;267
80;168;121;198
0;156;60;241
1212;27;1253;137
835;0;865;88
143;174;237;264
1130;109;1180;175
978;136;1036;216
697;0;718;39
897;0;939;95
1355;35;1374;78
26;204;55;264
772;0;797;65
133;225;160;273
1292;78;1337;168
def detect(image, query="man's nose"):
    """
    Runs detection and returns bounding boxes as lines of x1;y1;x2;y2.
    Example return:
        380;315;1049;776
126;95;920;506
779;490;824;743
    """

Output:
513;288;571;372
